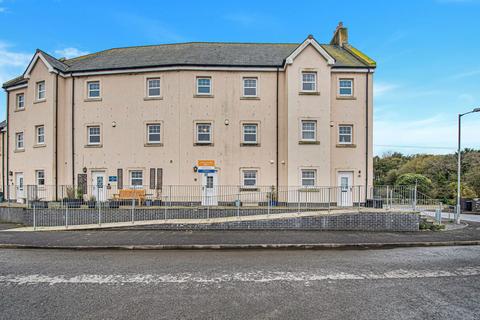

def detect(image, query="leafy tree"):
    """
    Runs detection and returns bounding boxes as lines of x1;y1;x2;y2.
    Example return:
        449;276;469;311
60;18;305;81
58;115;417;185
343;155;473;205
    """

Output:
395;173;433;195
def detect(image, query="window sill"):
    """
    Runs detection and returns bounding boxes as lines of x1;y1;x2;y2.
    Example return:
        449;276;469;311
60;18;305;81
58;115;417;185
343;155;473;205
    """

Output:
336;96;356;100
14;108;25;113
240;143;260;147
33;144;46;148
194;142;214;146
336;143;356;148
84;97;102;102
193;94;214;98
33;99;46;104
14;149;25;153
84;144;103;148
144;96;163;101
299;187;321;192
240;96;260;100
299;140;320;145
299;91;320;96
144;143;164;147
240;187;259;192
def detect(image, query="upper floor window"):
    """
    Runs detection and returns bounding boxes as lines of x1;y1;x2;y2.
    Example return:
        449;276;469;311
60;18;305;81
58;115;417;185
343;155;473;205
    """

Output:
16;132;24;150
339;79;353;96
242;170;257;187
16;93;25;110
36;170;45;186
36;81;46;100
243;78;257;97
196;123;212;144
301;72;316;92
242;123;258;144
87;126;101;145
87;81;100;98
36;125;45;145
196;77;211;95
301;169;316;187
301;120;316;141
130;170;143;187
147;124;161;144
338;125;353;144
147;78;161;97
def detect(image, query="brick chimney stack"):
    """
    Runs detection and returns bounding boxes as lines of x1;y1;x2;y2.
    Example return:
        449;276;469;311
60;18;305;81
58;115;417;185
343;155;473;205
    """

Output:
330;22;348;47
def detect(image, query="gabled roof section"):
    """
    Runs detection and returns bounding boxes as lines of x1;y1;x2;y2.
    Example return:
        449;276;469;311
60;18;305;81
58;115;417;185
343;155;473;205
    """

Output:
285;36;335;66
343;44;376;68
23;49;69;78
1;75;27;89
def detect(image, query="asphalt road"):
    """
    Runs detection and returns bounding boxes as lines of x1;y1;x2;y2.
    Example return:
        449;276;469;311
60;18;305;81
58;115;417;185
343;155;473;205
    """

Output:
0;247;479;320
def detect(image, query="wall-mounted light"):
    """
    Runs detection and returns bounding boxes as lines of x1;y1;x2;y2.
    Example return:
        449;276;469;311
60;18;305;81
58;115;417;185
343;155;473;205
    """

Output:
358;170;361;178
112;121;117;127
270;160;274;164
82;167;87;173
193;166;198;172
224;119;230;126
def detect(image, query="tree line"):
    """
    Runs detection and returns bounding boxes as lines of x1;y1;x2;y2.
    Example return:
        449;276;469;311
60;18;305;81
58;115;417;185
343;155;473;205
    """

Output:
374;149;480;204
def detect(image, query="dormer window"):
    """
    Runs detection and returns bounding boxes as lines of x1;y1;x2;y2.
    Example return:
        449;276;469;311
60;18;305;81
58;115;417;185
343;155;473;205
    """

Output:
36;81;46;100
301;72;316;92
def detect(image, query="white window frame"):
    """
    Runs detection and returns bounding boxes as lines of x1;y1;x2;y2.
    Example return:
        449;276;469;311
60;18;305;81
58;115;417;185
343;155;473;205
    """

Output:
301;72;317;92
242;123;258;144
147;78;161;97
338;79;353;97
243;78;258;97
16;132;24;150
196;122;212;144
196;77;211;95
87;126;101;146
338;125;353;144
17;93;25;110
87;81;101;98
35;170;45;186
36;125;45;145
37;81;46;100
242;170;258;187
301;120;317;141
129;170;144;188
147;123;161;144
301;169;316;187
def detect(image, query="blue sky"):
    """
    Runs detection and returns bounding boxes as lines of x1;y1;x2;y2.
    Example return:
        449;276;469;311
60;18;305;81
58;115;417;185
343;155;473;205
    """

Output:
0;0;479;155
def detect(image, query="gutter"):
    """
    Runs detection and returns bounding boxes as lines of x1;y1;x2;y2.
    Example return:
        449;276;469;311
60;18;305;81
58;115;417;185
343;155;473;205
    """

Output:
71;77;75;187
55;74;59;201
365;69;370;200
276;68;279;192
5;91;9;201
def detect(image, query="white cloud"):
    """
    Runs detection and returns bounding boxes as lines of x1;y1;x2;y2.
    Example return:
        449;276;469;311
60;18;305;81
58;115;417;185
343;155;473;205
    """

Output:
54;47;89;59
374;82;399;99
374;113;479;155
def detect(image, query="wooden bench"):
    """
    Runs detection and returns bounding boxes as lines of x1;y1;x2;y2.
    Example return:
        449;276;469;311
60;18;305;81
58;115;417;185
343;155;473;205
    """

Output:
113;189;146;202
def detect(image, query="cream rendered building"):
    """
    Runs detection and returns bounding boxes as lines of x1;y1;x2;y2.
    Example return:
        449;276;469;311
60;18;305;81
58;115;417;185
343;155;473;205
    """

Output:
2;23;375;203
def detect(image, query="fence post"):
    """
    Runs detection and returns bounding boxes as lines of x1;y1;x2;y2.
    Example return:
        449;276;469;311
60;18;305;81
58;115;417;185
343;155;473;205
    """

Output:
297;189;300;214
386;186;390;210
413;184;418;212
131;199;135;224
207;204;210;220
237;193;240;218
328;187;331;213
33;203;36;231
267;194;271;216
65;205;68;229
98;202;101;226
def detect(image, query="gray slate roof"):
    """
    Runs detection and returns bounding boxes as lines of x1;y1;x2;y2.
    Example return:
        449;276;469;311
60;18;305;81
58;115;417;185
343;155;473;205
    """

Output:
3;41;374;88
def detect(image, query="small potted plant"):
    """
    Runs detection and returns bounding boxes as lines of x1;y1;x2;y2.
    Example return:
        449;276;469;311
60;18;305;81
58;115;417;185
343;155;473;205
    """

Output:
86;195;96;209
64;187;83;208
267;185;278;207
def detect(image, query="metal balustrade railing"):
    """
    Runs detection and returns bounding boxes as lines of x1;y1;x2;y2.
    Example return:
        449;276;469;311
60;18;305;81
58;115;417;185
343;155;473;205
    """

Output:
0;184;444;229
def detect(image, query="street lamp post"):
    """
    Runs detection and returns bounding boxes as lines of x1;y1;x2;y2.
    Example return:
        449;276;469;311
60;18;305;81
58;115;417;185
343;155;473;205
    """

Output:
456;107;480;224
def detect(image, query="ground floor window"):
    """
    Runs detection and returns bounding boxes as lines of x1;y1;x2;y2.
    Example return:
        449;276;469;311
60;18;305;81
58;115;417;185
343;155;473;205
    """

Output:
129;170;143;187
301;169;316;187
242;170;257;187
35;170;45;186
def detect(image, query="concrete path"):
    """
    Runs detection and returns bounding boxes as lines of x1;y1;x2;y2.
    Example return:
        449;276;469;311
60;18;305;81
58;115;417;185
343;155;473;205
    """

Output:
0;221;478;250
0;246;479;319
